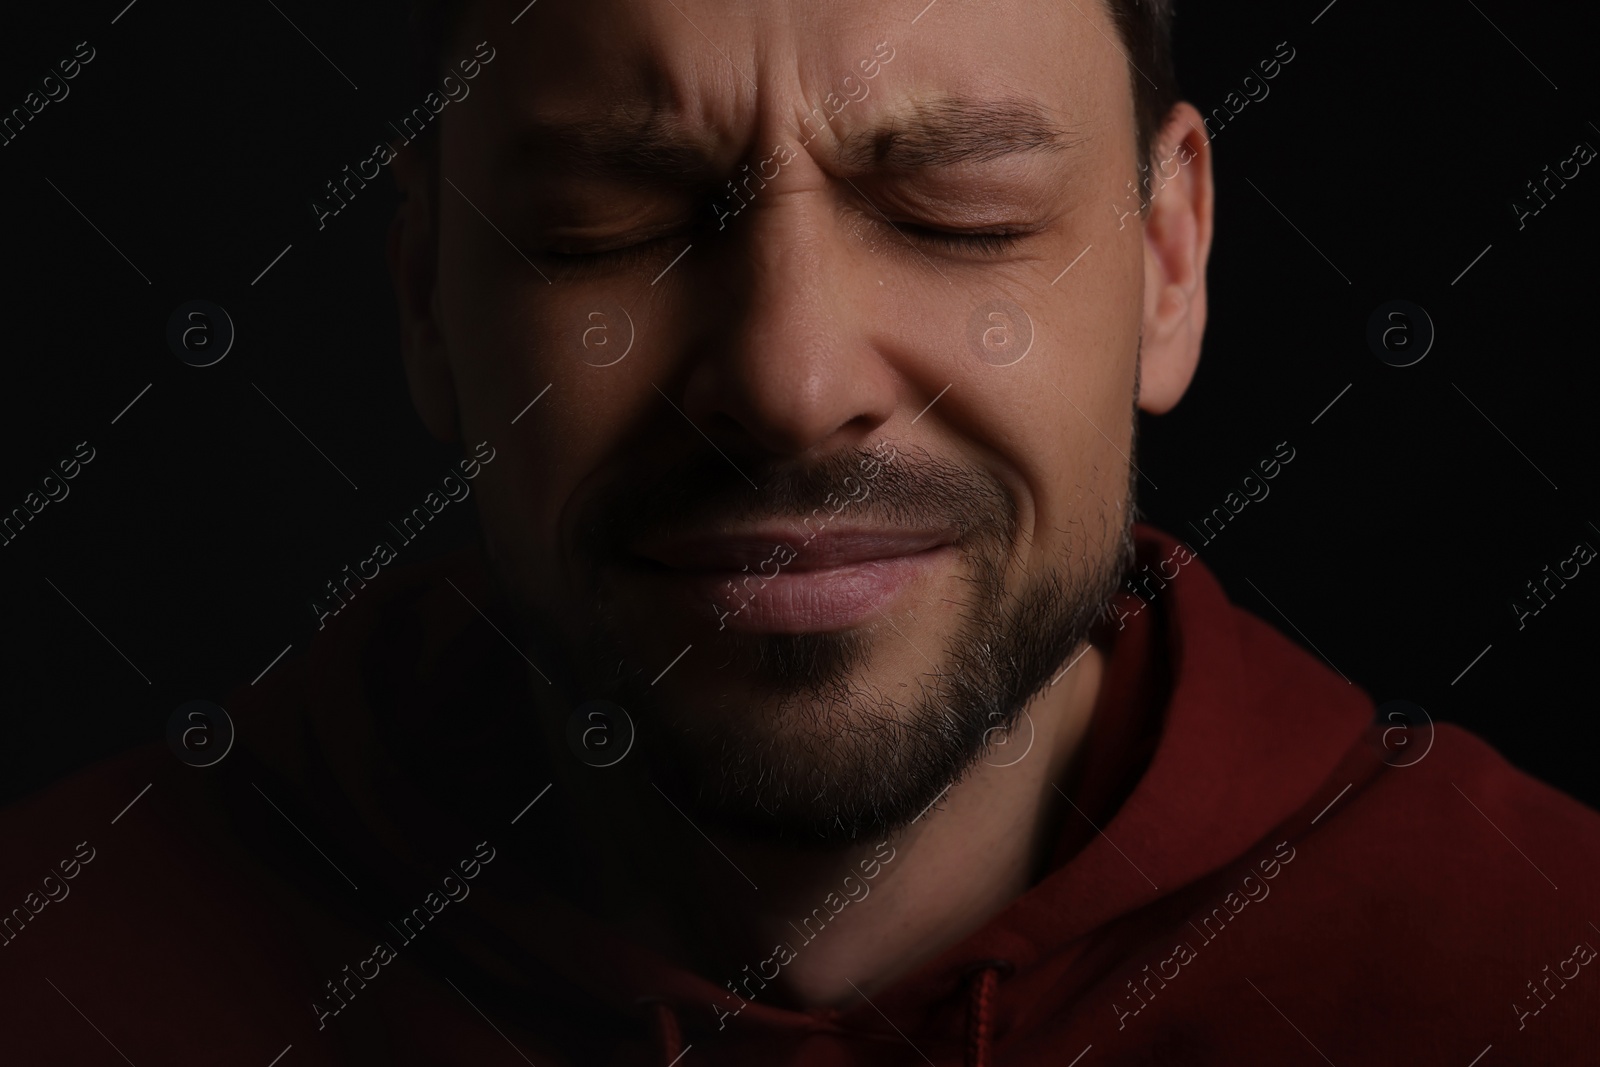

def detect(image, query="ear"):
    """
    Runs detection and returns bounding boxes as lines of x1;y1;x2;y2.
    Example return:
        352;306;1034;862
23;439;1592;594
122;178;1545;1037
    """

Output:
1136;102;1214;416
388;141;459;443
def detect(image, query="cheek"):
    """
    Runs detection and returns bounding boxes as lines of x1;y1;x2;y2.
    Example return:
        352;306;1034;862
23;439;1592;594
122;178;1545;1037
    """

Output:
1012;243;1144;565
1027;358;1137;556
865;183;1142;574
440;222;683;611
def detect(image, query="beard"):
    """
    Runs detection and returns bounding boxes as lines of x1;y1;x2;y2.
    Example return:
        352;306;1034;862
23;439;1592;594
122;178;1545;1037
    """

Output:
501;433;1137;849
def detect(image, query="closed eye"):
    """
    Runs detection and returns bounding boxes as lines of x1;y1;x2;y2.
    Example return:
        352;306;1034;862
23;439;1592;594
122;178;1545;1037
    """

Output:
538;217;1029;273
538;230;690;274
900;225;1027;256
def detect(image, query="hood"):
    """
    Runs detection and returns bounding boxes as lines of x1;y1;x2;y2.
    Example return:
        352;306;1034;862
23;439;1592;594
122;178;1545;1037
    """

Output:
219;524;1378;1065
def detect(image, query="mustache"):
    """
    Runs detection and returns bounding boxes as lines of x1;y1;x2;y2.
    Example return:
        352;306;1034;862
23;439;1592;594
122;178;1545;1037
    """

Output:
578;443;1018;564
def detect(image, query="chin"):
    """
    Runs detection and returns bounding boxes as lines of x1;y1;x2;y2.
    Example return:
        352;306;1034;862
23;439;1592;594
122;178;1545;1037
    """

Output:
572;539;1127;847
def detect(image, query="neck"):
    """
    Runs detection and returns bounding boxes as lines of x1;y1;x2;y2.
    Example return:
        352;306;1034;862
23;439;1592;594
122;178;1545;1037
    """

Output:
541;641;1107;1008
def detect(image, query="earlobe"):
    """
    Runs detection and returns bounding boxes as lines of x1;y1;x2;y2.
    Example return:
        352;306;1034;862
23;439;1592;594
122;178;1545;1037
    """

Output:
1136;103;1214;416
388;142;460;443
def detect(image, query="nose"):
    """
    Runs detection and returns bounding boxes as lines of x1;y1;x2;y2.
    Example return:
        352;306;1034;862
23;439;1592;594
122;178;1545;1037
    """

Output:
676;179;899;461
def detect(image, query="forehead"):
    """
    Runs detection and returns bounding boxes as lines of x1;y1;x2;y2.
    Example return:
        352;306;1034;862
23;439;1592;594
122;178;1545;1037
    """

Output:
449;0;1131;162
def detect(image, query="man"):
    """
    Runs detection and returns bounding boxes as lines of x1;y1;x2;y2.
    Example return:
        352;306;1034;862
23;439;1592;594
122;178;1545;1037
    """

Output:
2;0;1597;1063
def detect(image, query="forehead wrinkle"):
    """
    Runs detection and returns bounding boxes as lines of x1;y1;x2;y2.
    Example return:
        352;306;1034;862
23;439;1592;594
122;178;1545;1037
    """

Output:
836;95;1082;171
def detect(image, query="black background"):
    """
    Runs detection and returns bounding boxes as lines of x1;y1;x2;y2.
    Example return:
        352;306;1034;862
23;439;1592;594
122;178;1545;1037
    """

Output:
1;0;1595;807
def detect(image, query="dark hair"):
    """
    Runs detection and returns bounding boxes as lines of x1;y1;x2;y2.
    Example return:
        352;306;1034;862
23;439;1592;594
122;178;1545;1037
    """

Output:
1106;0;1181;167
409;0;1178;163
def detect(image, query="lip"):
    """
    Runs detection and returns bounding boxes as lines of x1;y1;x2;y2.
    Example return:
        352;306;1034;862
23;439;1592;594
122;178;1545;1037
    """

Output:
636;526;951;572
621;527;956;633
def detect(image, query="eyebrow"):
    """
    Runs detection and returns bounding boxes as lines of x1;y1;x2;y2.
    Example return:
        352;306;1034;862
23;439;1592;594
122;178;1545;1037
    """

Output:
511;96;1076;181
510;112;721;183
833;96;1080;171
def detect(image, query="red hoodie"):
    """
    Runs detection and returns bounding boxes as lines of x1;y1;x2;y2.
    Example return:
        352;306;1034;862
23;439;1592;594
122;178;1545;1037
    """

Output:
2;526;1597;1066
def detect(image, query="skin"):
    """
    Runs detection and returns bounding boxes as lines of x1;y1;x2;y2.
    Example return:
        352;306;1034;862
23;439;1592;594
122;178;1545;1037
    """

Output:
389;0;1212;1008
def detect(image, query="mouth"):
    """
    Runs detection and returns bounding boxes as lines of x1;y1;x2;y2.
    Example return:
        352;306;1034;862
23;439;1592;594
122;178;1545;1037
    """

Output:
618;526;958;634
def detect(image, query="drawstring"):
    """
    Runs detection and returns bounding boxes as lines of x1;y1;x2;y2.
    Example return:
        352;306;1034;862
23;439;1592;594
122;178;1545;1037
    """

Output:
648;1000;683;1066
964;960;1011;1067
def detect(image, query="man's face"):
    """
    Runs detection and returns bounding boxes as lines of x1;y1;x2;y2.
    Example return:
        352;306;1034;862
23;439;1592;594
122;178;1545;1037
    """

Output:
402;0;1203;843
